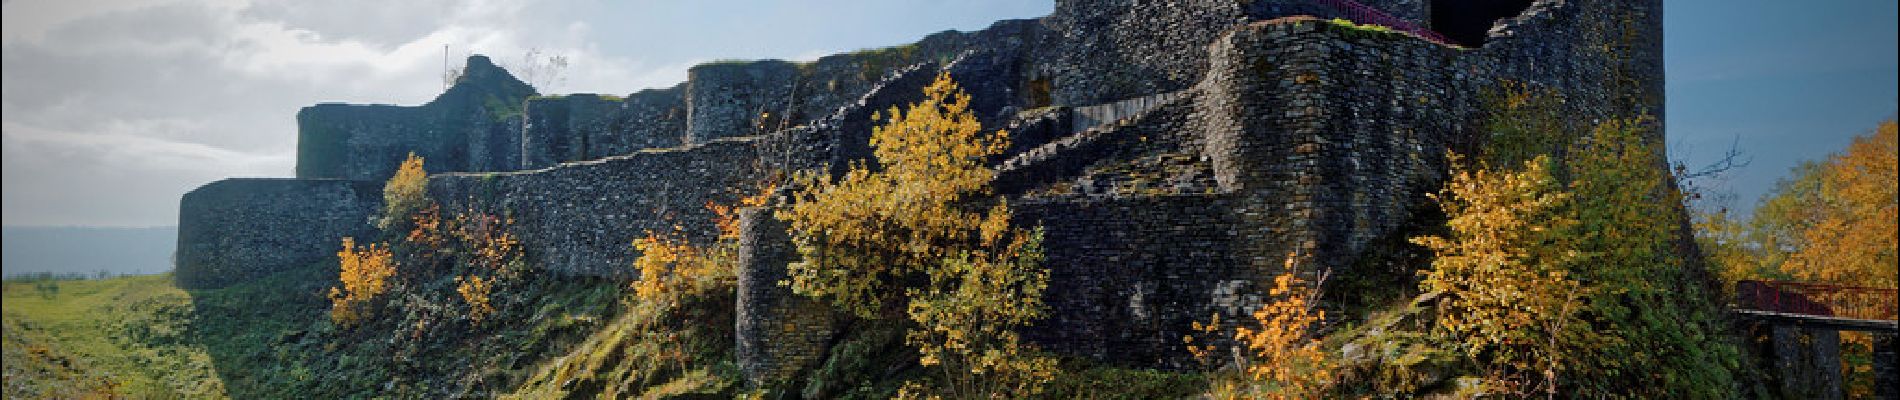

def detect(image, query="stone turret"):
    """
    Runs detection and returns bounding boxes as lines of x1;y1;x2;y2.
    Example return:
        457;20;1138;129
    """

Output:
295;55;537;182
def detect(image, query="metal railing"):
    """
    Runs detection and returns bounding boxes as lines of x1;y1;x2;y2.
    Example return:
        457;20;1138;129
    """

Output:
1308;0;1456;45
1736;280;1899;322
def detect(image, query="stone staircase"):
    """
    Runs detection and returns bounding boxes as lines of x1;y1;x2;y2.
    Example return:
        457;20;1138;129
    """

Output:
993;89;1205;196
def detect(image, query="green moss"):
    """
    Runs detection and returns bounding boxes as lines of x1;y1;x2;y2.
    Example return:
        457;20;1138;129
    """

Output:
846;44;921;82
1325;18;1404;40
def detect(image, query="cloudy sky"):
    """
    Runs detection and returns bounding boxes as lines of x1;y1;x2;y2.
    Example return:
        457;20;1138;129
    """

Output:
1;0;1051;227
2;0;1895;227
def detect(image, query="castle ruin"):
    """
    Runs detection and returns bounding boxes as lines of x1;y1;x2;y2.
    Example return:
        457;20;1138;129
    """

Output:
175;0;1662;377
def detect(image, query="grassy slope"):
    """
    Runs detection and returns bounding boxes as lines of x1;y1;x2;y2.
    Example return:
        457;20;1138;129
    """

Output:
2;274;228;398
4;264;1206;399
1;260;624;399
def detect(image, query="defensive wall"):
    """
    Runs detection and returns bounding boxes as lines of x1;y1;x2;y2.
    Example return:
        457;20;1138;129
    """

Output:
174;0;1666;380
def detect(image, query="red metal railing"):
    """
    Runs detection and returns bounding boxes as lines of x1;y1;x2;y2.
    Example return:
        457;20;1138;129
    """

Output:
1736;280;1899;322
1309;0;1456;45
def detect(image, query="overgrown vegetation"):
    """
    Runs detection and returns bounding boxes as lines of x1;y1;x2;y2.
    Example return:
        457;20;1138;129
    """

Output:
780;71;1058;399
1189;261;1337;400
1308;82;1745;398
2;275;225;398
1695;119;1897;397
1399;84;1742;397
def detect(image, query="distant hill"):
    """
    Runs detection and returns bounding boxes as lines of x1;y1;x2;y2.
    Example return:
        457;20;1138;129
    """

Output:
2;226;175;278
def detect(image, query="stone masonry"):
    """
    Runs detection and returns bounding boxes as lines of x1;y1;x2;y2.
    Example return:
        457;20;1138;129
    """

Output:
175;0;1667;382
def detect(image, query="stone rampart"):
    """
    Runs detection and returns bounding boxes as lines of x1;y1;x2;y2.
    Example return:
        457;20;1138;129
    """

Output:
430;137;770;278
178;0;1670;379
174;178;380;289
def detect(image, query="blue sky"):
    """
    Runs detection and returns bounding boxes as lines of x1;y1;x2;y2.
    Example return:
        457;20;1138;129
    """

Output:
1665;0;1899;213
1;0;1893;226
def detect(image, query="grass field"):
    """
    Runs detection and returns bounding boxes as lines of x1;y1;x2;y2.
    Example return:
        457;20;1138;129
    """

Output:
2;274;229;398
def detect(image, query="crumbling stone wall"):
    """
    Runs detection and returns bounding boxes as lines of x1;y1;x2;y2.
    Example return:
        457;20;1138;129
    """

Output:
1206;18;1487;277
180;0;1670;378
174;179;380;289
733;208;835;385
296;55;536;181
519;88;690;170
685;61;800;144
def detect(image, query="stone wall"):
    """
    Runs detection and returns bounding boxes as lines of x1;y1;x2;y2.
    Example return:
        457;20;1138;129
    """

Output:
1040;0;1250;106
296;55;536;181
1015;194;1250;367
1484;0;1665;137
174;178;380;289
182;0;1673;378
430;138;770;278
520;93;684;170
685;61;800;144
733;208;835;385
1198;18;1470;288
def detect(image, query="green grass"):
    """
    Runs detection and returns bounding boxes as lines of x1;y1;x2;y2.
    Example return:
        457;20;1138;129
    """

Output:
2;274;231;398
1;258;626;398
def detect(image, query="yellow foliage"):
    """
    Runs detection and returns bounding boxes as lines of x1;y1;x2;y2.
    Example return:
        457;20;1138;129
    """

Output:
329;237;396;327
630;227;733;304
1783;120;1897;288
406;203;446;250
779;71;1053;398
453;212;522;275
380;152;430;231
1213;267;1334;400
708;181;779;240
779;71;1013;317
1185;313;1223;367
1744;120;1896;397
457;274;495;324
1413;156;1603;391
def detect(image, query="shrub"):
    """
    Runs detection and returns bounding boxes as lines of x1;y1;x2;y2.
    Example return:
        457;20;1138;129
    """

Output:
1191;258;1335;400
456;275;495;324
380;152;429;232
780;71;1054;398
329;237;396;327
630;227;733;305
1412;156;1603;394
1415;108;1740;396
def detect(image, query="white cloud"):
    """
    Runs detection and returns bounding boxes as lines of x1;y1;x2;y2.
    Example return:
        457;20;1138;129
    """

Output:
2;0;1054;226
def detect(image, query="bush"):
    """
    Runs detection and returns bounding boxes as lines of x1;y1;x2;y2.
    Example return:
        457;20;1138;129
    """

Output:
1191;263;1336;400
329;237;396;327
780;71;1055;398
380;152;429;232
1412;156;1603;395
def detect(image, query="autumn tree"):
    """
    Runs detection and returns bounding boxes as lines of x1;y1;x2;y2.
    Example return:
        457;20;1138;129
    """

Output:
330;237;396;327
1782;120;1897;288
781;71;1055;398
1726;120;1898;397
381;153;429;232
1414;156;1604;395
1422;83;1740;397
1190;254;1335;400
